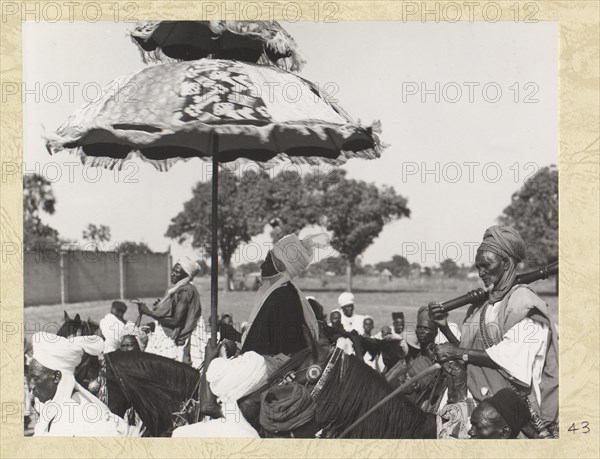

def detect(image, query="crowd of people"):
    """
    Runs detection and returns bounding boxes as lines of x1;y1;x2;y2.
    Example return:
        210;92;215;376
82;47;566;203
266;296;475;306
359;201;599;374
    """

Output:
25;225;558;439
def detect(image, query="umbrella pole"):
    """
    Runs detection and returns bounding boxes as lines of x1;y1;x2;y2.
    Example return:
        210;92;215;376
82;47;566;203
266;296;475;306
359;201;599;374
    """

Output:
210;134;219;347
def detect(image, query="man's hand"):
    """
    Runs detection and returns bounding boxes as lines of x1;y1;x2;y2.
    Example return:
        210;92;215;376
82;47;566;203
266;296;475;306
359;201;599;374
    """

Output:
428;302;448;327
433;343;463;363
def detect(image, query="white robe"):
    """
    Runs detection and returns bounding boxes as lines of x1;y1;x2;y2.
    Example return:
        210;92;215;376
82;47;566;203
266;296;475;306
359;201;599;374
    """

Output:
484;301;549;405
33;388;139;437
341;313;366;334
99;313;125;353
171;402;259;438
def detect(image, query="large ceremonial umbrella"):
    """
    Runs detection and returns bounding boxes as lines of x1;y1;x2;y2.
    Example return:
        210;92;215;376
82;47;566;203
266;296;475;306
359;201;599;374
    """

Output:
47;58;383;344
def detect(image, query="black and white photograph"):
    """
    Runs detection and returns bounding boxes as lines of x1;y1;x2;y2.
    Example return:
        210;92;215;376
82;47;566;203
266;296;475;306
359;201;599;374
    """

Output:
21;17;561;440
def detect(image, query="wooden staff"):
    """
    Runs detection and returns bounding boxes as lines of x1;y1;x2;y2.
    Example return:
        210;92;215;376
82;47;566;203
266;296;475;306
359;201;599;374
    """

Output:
440;261;558;313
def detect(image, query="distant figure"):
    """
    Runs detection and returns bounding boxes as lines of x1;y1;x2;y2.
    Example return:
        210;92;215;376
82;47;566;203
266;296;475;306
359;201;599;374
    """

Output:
374;312;408;368
392;312;405;336
219;313;233;326
362;316;375;337
119;323;147;352
337;292;365;334
120;335;141;352
99;301;128;354
469;388;530;439
329;310;342;329
378;325;392;338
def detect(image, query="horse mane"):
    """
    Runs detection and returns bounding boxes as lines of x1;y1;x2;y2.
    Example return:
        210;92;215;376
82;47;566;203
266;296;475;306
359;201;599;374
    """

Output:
316;353;436;439
105;351;200;437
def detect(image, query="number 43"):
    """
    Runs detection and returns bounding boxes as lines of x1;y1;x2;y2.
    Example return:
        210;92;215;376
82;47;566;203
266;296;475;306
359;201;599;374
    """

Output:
568;421;590;433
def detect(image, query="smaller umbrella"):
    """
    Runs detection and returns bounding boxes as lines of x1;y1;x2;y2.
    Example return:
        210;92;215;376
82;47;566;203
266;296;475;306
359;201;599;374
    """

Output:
130;21;304;71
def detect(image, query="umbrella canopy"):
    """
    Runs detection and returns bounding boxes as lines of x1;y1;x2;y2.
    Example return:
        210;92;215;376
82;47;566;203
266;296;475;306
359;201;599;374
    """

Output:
46;59;382;171
130;21;304;71
46;58;385;352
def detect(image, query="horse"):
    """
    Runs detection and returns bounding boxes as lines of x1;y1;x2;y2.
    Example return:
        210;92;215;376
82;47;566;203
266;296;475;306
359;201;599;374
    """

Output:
57;312;200;437
56;314;436;438
236;326;437;439
104;351;200;437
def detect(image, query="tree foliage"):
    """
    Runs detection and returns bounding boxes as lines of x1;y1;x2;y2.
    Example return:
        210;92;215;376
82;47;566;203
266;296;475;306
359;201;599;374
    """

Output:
165;170;270;291
311;170;411;289
117;241;153;254
375;255;411;277
82;224;111;245
262;169;320;239
23;174;60;250
499;166;558;265
440;258;460;278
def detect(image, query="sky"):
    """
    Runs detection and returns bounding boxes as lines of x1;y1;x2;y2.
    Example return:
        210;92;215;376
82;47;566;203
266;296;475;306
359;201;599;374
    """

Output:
23;21;557;267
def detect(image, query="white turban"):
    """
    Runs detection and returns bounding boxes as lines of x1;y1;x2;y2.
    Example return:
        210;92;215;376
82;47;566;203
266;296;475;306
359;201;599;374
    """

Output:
176;256;201;277
338;292;355;308
31;332;107;435
271;233;329;278
206;351;268;404
32;332;104;375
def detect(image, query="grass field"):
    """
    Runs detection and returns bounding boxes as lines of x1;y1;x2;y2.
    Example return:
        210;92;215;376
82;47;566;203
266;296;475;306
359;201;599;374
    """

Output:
24;276;558;341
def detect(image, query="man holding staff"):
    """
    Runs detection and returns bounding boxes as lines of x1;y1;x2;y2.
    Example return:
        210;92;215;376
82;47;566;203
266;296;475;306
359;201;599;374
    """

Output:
429;225;558;438
136;256;203;365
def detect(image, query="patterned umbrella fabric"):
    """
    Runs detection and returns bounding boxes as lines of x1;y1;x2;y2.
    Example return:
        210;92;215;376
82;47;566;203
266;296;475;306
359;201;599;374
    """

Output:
130;21;305;71
46;59;383;171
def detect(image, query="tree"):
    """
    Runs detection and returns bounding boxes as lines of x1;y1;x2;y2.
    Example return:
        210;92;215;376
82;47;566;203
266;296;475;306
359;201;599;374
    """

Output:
116;241;153;262
236;262;261;276
499;166;558;267
23;174;60;250
375;255;411;277
440;258;460;278
117;241;153;254
165;170;270;291
82;224;111;250
312;170;411;290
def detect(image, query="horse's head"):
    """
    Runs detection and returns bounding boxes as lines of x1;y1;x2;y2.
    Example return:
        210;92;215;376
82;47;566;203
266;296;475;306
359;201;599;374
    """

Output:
57;311;103;394
57;311;82;337
58;311;102;338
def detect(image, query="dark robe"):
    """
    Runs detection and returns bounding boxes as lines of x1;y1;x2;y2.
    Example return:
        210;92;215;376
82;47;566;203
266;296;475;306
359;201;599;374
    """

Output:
241;282;308;356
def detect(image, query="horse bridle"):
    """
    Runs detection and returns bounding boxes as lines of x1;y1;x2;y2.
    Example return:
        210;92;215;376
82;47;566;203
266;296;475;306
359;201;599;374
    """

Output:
310;347;343;399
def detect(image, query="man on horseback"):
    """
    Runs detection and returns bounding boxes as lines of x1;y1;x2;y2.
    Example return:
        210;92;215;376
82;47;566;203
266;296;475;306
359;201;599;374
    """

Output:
29;331;142;436
241;233;328;356
137;256;203;365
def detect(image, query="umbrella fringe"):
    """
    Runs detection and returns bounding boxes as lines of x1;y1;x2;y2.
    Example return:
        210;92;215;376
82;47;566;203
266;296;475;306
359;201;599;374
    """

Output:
46;144;383;174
